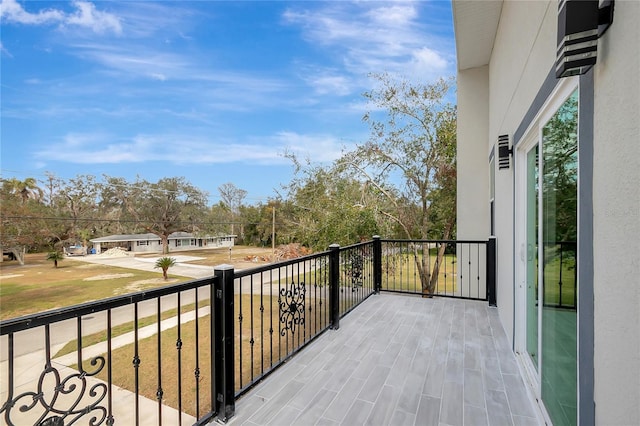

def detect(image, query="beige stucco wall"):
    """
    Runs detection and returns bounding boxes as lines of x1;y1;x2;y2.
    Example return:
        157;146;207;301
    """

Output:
487;0;556;343
488;0;640;422
456;65;490;240
490;1;555;140
592;0;640;422
457;0;640;423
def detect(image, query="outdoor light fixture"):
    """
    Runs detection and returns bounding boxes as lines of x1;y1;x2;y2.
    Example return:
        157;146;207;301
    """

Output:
556;0;615;78
497;134;512;170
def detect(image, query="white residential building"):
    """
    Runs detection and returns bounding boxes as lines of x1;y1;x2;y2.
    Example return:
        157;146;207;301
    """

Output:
90;232;235;254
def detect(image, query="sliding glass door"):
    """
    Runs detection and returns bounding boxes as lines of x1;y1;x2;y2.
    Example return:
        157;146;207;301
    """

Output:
540;89;578;426
518;87;578;426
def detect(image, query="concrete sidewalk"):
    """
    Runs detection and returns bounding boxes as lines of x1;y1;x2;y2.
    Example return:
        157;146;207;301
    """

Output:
67;253;215;279
52;306;211;366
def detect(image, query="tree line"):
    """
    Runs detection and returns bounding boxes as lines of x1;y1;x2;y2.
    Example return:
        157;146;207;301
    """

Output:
1;74;458;278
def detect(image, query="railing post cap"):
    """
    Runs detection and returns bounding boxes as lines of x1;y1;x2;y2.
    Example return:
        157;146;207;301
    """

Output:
214;264;234;271
329;243;340;249
373;235;381;240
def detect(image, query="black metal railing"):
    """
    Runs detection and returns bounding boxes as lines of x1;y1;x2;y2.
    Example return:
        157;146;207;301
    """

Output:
337;241;376;318
0;277;217;426
0;237;495;425
232;250;332;397
379;239;492;302
542;241;577;309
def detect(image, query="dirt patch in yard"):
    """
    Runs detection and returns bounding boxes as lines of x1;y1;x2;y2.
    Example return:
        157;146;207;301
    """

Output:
181;246;274;267
115;278;179;295
75;263;98;269
83;273;135;281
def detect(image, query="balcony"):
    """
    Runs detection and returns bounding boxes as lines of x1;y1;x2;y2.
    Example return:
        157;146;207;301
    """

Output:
227;293;539;426
0;238;540;425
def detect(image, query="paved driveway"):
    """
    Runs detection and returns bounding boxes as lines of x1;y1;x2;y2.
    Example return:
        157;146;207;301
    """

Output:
67;254;217;279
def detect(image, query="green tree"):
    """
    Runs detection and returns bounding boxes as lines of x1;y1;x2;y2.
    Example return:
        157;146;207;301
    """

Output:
283;156;379;251
337;73;457;295
218;182;247;238
46;174;101;247
46;251;64;268
2;177;44;204
542;93;578;243
202;201;235;238
237;203;265;246
0;177;51;263
155;256;176;280
101;176;208;254
235;200;285;247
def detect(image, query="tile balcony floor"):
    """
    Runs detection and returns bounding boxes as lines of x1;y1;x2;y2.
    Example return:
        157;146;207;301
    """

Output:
223;293;542;426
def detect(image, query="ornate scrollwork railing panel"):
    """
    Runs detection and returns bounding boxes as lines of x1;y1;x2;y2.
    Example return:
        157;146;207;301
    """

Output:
349;250;364;290
0;357;112;426
278;281;306;336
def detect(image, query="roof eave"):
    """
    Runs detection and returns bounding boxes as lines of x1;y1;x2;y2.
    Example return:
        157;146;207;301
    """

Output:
453;0;503;71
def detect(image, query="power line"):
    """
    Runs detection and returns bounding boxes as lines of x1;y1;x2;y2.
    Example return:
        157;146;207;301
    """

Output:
1;215;288;227
0;169;276;202
1;215;241;225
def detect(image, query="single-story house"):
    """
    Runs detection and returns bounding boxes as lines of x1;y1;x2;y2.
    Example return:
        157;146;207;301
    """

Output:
454;0;638;424
90;232;236;254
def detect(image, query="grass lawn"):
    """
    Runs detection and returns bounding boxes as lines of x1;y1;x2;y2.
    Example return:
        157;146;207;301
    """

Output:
53;300;211;358
79;292;329;418
0;254;188;320
0;247;273;321
543;254;577;308
293;251;461;295
381;252;459;294
78;313;215;419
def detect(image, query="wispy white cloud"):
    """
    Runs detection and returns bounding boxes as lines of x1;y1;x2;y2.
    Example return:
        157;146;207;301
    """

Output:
71;43;189;80
65;1;122;34
114;2;198;39
34;130;350;166
0;0;121;34
410;47;448;75
283;2;453;87
0;41;13;57
33;133;257;165
43;40;293;115
272;131;352;163
366;3;417;26
149;73;167;81
298;65;353;96
68;42;290;101
0;0;64;25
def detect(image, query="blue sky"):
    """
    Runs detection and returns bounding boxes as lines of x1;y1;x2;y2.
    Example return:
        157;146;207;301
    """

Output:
1;0;455;205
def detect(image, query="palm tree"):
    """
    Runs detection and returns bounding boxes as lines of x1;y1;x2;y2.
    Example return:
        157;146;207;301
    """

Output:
155;256;176;280
3;177;44;204
46;251;64;268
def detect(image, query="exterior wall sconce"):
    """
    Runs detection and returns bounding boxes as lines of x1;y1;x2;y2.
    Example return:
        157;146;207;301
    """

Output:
556;0;615;78
497;134;512;170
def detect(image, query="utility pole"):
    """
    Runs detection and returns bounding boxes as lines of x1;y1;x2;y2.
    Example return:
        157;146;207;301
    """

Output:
271;206;276;261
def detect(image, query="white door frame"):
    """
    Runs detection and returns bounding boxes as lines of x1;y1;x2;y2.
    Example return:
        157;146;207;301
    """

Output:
514;131;541;394
513;76;579;402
